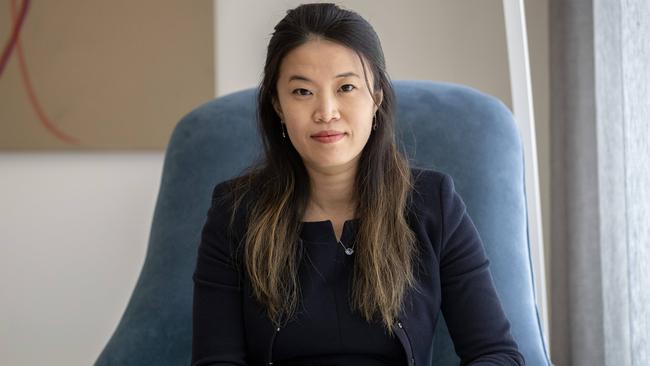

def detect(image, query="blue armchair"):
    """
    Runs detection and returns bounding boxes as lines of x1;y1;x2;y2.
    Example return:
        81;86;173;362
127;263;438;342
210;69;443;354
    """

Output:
95;80;551;365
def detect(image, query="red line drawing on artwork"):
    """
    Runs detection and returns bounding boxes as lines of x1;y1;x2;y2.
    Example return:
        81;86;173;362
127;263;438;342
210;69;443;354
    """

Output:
1;0;81;145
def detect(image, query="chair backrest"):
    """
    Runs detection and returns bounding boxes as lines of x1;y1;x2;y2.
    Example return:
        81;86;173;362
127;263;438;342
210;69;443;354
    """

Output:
95;80;551;365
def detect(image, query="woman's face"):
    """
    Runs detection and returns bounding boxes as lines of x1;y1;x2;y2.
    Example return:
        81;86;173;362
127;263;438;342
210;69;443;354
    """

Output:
273;38;382;173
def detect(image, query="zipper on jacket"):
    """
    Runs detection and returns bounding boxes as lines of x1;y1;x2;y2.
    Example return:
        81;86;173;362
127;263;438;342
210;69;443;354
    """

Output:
397;320;416;366
266;325;280;365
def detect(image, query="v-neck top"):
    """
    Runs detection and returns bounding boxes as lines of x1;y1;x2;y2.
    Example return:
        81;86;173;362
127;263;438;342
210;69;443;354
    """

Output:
261;218;406;366
300;218;358;242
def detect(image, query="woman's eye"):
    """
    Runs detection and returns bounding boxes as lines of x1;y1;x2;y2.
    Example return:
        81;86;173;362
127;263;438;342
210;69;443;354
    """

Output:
340;84;356;92
292;88;312;96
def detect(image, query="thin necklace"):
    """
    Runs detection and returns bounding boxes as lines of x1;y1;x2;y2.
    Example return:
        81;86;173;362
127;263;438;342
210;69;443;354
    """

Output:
338;239;355;255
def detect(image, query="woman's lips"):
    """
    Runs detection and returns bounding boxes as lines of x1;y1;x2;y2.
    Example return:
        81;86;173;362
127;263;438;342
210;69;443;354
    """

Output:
311;133;345;143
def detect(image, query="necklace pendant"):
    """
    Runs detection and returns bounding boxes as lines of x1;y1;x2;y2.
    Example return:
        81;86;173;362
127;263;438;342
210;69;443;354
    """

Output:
345;247;354;255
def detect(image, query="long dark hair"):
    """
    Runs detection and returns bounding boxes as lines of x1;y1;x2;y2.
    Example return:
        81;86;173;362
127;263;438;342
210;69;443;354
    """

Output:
227;3;417;335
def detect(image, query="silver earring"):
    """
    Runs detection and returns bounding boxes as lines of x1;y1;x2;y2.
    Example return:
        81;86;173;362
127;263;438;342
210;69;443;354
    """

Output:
281;121;286;138
372;115;377;131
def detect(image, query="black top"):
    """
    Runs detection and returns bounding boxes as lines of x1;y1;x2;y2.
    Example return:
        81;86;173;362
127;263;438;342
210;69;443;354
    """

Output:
191;168;526;365
265;218;406;365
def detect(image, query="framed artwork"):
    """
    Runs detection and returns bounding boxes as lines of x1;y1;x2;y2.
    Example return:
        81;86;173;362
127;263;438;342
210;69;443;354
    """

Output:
0;0;214;150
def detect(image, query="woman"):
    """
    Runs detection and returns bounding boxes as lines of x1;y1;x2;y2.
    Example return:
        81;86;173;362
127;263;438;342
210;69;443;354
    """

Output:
192;3;525;365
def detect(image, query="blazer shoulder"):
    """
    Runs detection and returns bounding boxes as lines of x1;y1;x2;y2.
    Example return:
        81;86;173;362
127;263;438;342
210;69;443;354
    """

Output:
407;167;450;221
210;177;236;201
410;166;448;183
409;167;467;227
409;167;453;199
210;175;254;207
207;176;252;235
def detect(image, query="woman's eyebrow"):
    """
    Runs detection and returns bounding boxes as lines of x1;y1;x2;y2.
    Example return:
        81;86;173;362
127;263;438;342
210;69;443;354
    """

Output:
288;72;360;83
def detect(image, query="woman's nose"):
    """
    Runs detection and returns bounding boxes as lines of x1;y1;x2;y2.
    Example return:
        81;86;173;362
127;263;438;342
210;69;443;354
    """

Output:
313;93;340;122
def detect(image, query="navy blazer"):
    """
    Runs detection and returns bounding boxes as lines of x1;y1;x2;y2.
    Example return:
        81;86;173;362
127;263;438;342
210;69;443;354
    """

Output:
192;168;525;365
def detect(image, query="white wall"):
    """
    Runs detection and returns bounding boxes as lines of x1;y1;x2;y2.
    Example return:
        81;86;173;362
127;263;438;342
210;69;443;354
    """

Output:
217;0;512;106
0;153;163;365
0;1;549;365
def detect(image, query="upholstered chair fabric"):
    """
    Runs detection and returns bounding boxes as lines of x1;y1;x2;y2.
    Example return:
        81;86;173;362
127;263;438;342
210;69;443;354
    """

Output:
95;80;551;365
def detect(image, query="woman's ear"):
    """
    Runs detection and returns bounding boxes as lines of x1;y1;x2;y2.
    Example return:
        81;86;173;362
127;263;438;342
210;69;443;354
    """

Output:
373;88;384;114
272;97;284;120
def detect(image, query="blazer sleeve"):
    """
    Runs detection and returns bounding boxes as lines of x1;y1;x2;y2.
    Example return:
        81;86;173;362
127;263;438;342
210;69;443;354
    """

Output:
191;181;248;366
438;173;526;366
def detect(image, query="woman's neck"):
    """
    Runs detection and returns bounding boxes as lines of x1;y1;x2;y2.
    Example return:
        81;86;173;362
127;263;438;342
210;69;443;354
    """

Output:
304;163;357;220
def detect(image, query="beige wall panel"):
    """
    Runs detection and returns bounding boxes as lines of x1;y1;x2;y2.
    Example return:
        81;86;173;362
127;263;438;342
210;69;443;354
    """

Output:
0;0;214;150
